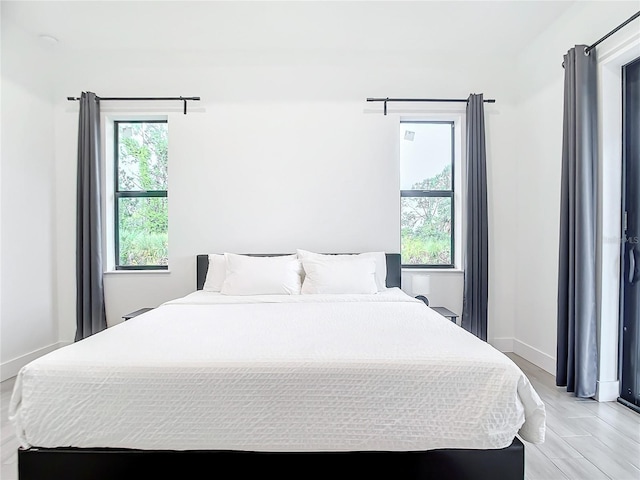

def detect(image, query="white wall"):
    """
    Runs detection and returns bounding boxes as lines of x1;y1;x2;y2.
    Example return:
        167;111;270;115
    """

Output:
47;48;520;346
0;22;58;380
514;2;640;379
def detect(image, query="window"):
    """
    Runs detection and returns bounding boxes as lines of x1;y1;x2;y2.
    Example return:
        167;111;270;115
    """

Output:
400;121;454;268
114;120;168;270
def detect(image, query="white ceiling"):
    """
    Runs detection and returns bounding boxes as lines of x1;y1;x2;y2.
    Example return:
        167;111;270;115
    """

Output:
3;0;582;56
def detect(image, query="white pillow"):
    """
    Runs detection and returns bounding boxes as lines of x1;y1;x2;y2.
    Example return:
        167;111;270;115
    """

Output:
221;253;302;295
203;254;227;292
297;249;387;291
301;257;377;294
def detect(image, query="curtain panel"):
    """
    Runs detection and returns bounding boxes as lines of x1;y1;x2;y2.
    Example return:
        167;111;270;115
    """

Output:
461;94;489;341
556;46;598;398
76;91;107;340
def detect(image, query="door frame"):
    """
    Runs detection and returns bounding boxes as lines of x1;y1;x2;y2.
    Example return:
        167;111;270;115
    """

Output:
618;55;640;412
595;34;640;402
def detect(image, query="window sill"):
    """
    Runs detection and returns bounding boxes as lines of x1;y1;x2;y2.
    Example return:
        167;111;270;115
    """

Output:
104;269;171;275
402;268;464;274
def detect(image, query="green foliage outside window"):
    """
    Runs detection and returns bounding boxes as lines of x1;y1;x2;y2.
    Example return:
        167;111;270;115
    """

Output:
401;164;452;265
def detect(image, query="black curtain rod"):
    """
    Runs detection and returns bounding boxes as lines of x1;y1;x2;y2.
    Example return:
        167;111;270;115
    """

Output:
585;10;640;55
366;97;496;115
67;96;201;114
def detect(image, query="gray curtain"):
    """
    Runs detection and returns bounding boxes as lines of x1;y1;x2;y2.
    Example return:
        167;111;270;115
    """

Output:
556;46;598;397
461;94;488;341
76;92;107;341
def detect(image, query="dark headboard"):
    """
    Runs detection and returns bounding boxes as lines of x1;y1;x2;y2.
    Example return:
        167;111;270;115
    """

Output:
197;253;401;290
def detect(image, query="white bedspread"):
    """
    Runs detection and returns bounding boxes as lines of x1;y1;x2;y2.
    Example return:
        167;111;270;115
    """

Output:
10;289;545;451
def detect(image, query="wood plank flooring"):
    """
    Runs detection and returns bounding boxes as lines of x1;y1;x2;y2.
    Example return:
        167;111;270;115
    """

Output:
507;353;640;480
0;354;638;479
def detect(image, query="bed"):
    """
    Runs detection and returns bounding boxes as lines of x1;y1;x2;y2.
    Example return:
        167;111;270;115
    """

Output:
10;253;545;479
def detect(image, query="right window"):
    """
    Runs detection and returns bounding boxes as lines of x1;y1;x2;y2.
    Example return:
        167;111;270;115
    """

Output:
400;121;455;268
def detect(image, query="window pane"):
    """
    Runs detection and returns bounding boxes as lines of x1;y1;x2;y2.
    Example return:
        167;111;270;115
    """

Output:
118;122;168;191
118;197;168;266
400;122;452;190
401;196;452;265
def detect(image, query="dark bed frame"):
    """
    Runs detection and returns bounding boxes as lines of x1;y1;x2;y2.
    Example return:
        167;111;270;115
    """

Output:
17;253;525;480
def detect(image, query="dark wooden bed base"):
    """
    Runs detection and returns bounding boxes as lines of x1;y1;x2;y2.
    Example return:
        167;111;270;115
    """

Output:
19;438;524;480
16;253;526;479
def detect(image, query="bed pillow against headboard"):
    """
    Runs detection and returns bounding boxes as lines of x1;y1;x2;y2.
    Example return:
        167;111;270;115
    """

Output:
300;256;378;294
220;253;302;295
297;249;387;292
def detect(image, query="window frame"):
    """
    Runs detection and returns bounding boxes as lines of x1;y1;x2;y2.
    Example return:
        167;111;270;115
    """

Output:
400;120;456;269
113;119;169;271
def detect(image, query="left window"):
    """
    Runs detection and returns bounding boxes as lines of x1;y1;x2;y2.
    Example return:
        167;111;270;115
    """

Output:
114;120;168;270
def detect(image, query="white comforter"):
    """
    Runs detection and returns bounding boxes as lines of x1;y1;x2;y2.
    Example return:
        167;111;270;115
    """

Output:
10;289;545;451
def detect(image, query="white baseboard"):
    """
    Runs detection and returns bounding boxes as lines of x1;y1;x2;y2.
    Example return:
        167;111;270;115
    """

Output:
489;337;514;352
513;339;556;375
596;380;620;402
1;342;67;381
489;337;557;376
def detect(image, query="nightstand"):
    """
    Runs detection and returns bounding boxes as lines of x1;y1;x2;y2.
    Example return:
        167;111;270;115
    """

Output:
122;307;154;321
430;306;459;324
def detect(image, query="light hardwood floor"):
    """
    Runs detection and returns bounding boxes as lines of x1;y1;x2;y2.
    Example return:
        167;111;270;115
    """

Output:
1;354;638;480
